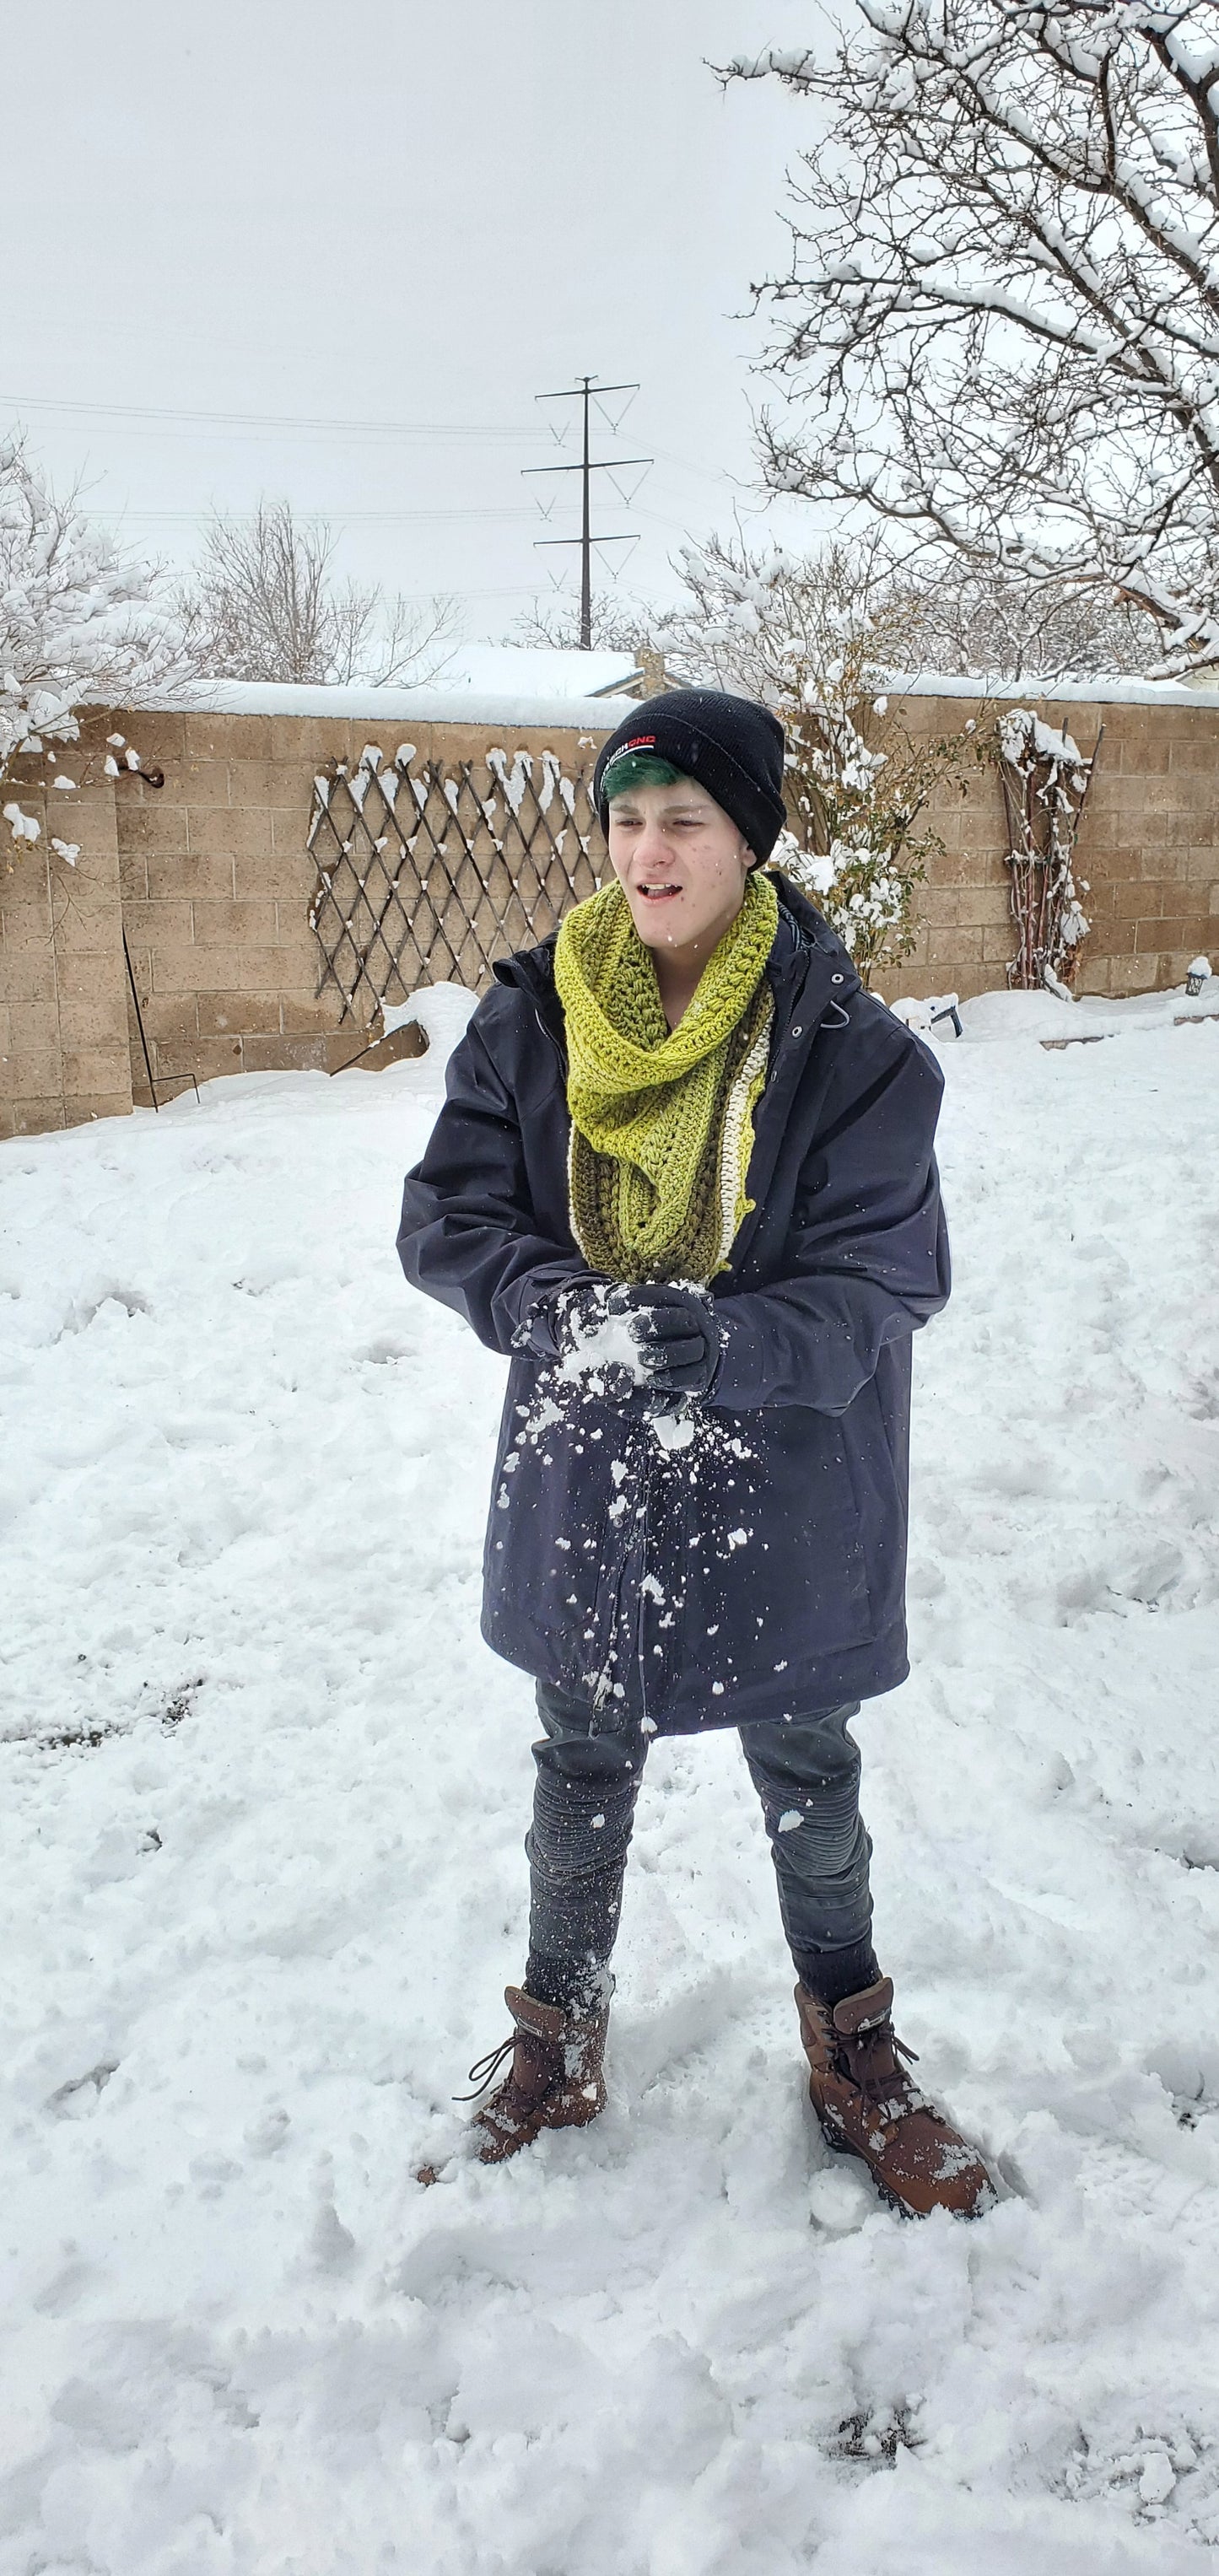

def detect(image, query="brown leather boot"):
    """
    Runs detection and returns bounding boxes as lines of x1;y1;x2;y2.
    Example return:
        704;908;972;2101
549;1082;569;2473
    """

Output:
796;1975;994;2219
463;1986;609;2164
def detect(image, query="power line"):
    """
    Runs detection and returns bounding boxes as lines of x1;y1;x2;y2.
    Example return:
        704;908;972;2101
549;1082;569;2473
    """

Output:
652;444;753;492
0;391;742;480
1;391;547;442
93;505;537;526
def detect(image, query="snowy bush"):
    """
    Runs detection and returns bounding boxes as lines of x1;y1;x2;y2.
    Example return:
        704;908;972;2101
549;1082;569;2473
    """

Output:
1;437;170;855
663;536;979;982
996;708;1097;992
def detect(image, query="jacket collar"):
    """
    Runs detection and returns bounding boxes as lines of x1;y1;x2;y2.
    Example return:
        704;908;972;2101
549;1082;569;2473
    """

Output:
492;875;863;1283
492;870;860;1020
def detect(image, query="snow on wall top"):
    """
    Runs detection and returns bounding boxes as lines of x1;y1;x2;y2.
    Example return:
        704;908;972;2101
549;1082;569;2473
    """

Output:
154;678;638;727
888;671;1219;709
133;671;1219;725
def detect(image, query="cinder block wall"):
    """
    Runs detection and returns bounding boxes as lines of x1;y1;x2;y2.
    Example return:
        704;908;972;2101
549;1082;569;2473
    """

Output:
1;710;135;1134
111;709;612;1112
113;707;375;1107
874;691;1219;1003
4;685;1219;1139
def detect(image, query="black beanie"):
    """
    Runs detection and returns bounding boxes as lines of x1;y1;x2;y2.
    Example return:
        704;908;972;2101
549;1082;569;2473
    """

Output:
593;688;787;864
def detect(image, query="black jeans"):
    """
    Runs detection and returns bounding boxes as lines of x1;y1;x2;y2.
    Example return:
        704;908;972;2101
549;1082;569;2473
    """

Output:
525;1681;876;2014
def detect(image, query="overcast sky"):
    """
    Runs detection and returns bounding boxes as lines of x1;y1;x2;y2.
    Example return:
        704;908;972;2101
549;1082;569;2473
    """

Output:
3;0;832;642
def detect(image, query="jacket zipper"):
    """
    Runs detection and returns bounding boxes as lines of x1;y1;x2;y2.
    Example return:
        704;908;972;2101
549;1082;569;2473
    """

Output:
533;1006;568;1080
635;1438;653;1733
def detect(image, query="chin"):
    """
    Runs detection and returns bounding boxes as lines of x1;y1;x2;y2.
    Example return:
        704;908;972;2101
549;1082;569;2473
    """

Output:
628;904;693;948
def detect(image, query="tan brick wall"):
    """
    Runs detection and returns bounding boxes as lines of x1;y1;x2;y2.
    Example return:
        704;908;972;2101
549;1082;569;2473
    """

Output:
0;710;133;1138
111;709;617;1107
5;686;1219;1138
115;708;352;1107
871;689;1219;1003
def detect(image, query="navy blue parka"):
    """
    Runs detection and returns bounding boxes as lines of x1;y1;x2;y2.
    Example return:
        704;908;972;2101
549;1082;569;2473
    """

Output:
396;876;950;1733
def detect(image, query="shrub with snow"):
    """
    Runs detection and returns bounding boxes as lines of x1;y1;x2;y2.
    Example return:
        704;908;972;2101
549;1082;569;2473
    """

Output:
1;437;170;854
996;708;1097;992
663;536;979;983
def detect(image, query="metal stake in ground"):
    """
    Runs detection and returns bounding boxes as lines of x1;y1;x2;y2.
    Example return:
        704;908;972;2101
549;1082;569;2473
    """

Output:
121;927;159;1112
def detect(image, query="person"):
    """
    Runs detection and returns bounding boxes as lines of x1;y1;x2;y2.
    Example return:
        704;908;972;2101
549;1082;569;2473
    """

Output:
396;688;990;2218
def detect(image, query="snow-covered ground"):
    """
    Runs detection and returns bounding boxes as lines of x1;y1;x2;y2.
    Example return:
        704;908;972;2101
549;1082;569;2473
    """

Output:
3;997;1219;2573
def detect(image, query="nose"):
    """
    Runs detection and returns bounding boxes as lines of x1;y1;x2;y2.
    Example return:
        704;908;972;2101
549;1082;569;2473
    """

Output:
633;815;672;873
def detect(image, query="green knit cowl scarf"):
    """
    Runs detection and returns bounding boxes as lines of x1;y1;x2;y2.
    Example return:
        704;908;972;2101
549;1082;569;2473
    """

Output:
553;870;779;1285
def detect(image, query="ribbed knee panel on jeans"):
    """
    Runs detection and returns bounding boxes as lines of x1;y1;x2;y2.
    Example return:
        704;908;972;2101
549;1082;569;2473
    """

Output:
521;1684;874;2009
526;1761;639;1982
739;1706;873;1958
524;1683;645;2008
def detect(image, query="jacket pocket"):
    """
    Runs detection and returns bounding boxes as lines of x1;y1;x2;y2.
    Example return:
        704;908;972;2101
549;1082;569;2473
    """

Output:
838;1372;906;1631
482;1367;624;1683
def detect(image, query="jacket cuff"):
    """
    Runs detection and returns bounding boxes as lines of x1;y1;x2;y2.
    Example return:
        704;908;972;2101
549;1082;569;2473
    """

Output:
518;1287;565;1359
708;1301;771;1409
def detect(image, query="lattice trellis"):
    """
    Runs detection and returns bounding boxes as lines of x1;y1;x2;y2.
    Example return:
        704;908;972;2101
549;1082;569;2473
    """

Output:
307;741;604;1026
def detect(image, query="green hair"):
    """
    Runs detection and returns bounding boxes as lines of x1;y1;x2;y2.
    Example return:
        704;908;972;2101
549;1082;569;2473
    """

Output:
601;751;684;801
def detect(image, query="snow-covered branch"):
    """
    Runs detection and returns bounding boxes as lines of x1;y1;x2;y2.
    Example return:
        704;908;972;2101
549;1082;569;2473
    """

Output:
661;534;980;980
1;437;172;851
729;1;1219;673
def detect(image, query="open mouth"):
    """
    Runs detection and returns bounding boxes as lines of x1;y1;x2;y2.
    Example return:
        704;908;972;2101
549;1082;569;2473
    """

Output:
637;880;682;902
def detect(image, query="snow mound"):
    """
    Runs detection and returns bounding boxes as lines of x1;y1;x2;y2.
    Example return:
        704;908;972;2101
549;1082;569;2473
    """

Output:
898;979;1219;1047
381;978;479;1059
889;991;959;1035
957;988;1084;1041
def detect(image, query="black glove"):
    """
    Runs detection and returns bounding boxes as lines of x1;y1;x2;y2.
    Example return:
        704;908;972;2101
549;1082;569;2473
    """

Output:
619;1283;722;1400
519;1276;614;1362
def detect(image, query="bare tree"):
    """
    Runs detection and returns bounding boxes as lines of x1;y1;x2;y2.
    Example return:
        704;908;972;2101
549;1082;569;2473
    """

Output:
731;4;1219;675
503;595;655;657
175;501;456;687
890;558;1160;681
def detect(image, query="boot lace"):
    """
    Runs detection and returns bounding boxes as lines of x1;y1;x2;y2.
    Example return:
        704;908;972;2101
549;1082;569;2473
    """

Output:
453;2034;517;2102
847;2022;920;2107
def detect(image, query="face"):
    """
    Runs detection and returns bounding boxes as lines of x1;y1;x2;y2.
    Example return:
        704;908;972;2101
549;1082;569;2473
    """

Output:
607;778;753;957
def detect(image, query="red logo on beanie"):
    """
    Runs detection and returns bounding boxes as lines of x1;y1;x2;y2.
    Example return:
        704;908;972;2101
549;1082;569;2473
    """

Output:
624;736;655;751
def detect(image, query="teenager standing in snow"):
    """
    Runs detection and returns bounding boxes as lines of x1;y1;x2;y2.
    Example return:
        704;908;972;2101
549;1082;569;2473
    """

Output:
397;689;990;2218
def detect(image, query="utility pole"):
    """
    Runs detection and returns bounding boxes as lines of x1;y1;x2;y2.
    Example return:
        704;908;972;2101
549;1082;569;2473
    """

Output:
525;377;650;649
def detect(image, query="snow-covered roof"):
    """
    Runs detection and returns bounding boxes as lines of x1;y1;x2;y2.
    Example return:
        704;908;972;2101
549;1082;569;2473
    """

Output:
438;644;641;699
156;678;636;727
